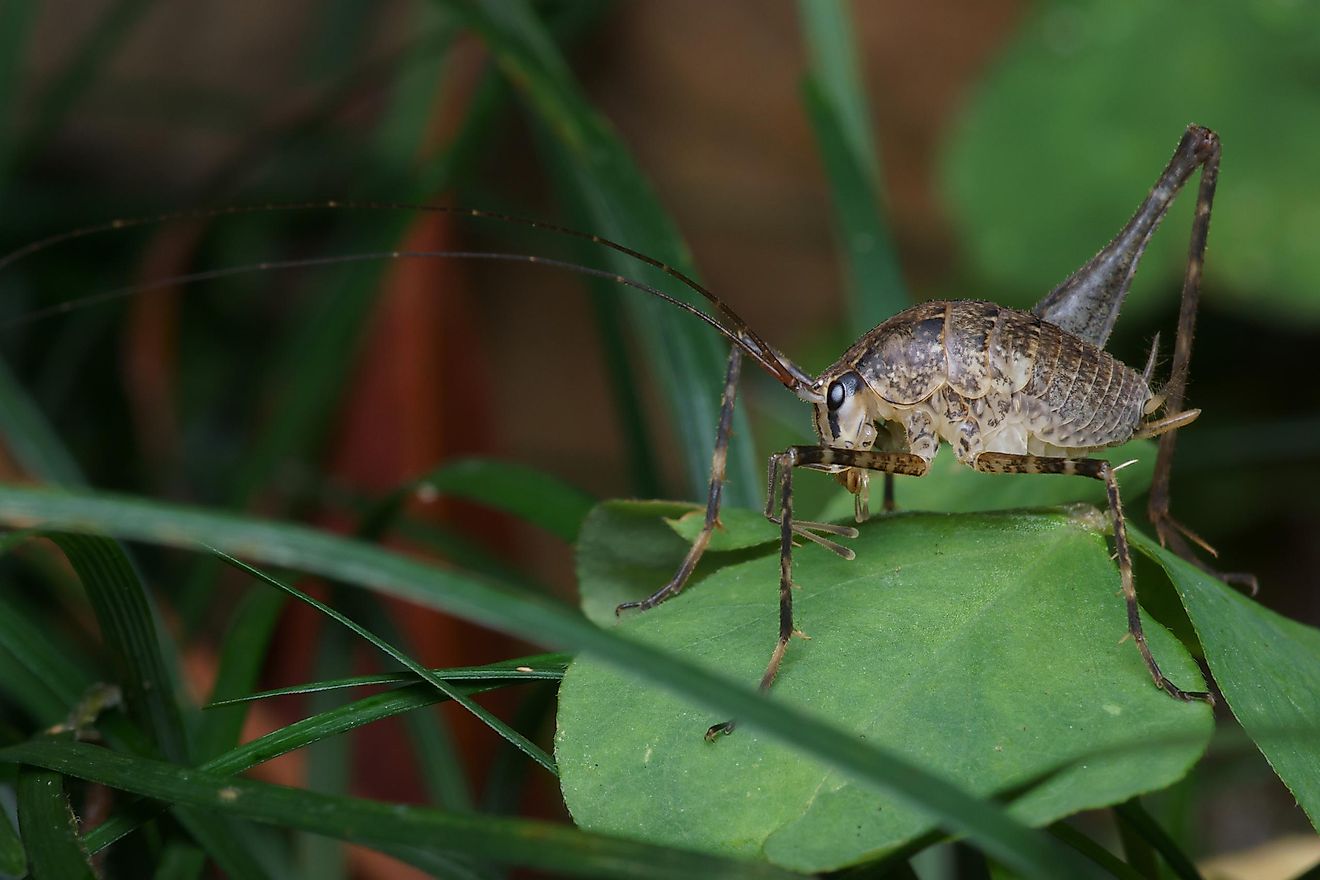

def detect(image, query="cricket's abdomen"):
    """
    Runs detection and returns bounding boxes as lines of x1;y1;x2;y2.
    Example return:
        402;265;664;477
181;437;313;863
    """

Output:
837;300;1152;463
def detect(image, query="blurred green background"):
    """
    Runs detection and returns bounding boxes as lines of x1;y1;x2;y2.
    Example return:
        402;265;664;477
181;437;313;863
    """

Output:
0;1;1317;877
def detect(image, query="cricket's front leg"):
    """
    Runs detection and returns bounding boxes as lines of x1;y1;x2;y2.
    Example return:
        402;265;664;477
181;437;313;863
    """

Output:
707;446;927;740
617;347;744;616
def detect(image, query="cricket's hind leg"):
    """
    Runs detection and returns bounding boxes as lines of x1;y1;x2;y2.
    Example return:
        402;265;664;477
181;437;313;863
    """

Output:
706;446;928;740
974;451;1213;705
1135;130;1257;594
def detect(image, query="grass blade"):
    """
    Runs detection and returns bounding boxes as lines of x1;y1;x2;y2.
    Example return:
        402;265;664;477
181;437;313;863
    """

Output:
0;791;24;877
0;484;1101;879
1114;799;1204;880
151;841;206;880
0;590;89;722
300;623;351;880
195;589;286;760
86;677;522;854
0;357;86;486
48;534;188;762
449;0;761;507
361;457;595;543
213;551;557;776
207;653;568;705
797;0;910;333
42;534;274;876
17;761;95;880
4;739;801;880
1047;823;1145;880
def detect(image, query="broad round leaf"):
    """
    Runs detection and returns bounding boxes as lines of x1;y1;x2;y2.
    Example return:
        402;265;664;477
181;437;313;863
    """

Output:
560;508;1212;873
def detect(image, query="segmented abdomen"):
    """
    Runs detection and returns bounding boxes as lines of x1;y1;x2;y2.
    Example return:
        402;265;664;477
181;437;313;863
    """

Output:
844;301;1151;455
1020;314;1149;450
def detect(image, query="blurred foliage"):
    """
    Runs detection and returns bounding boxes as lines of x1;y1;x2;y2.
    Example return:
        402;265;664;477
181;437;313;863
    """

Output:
943;0;1320;324
0;1;1316;878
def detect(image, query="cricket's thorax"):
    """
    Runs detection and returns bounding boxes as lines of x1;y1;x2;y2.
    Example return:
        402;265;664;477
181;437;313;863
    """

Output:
813;300;1153;471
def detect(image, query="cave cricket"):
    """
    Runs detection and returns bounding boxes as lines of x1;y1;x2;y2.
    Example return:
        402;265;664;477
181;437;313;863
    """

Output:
0;124;1248;739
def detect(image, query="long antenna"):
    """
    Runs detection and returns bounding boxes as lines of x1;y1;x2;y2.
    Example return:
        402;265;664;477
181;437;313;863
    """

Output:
0;248;820;398
0;200;817;393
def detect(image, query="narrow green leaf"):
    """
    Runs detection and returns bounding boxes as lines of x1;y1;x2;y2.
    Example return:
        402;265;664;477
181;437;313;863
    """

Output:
151;840;207;880
1133;528;1320;833
170;811;272;880
87;678;516;854
317;592;468;815
798;0;910;331
48;534;188;762
362;457;595;543
0;484;1102;879
1047;823;1144;880
4;740;800;880
0;357;86;486
300;623;351;880
38;535;270;875
196;589;286;760
1114;799;1204;880
207;653;567;705
213;552;557;776
483;683;556;815
798;0;879;174
0;590;89;722
449;0;761;507
17;761;94;880
0;795;24;878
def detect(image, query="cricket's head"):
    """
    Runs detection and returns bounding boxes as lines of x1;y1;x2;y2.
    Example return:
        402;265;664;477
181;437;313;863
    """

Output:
812;369;881;456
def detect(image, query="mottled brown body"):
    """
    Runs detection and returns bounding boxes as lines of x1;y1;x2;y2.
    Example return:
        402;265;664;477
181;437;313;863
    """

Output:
815;301;1153;473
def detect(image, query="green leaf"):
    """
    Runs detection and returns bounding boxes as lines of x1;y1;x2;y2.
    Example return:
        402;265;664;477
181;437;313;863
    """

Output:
561;509;1212;873
151;840;207;880
1113;799;1204;880
208;654;568;705
448;0;761;507
214;552;557;776
0;483;1106;879
363;457;596;543
0;590;90;723
48;534;188;762
1133;530;1320;832
798;1;911;333
1047;823;1145;880
86;676;530;854
0;794;24;877
0;356;86;486
942;0;1320;323
195;588;285;760
3;739;801;880
17;761;95;880
39;535;272;877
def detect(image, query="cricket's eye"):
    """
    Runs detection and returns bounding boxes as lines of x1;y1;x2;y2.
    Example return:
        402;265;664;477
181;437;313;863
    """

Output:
827;380;846;411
